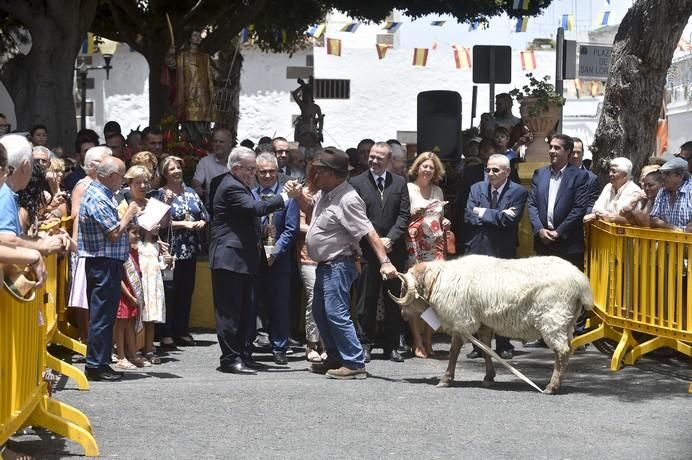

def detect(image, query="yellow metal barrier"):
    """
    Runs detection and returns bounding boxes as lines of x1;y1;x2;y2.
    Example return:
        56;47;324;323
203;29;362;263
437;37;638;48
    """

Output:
573;221;692;373
54;217;83;344
0;266;99;455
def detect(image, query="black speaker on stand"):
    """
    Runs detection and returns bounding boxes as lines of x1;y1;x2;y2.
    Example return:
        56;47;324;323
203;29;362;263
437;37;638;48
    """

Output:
416;90;462;161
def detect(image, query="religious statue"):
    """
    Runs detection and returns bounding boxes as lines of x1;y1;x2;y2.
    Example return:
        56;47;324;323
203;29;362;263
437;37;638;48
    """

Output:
292;77;324;144
479;93;531;151
166;30;215;144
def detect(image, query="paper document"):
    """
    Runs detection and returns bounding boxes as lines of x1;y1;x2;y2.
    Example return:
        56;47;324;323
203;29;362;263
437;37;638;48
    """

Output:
137;198;171;231
420;307;441;331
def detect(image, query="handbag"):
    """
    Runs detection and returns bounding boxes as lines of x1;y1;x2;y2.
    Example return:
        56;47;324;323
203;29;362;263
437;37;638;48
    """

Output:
445;230;457;255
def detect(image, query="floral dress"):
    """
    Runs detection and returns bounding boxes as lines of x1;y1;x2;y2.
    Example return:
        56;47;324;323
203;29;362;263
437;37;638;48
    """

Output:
158;185;208;260
406;182;447;267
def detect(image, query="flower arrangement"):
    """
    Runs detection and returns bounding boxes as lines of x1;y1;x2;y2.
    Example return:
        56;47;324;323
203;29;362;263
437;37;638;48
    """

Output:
509;73;566;117
160;114;210;184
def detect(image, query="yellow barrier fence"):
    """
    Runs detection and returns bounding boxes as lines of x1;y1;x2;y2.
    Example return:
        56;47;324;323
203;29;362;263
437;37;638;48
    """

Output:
573;221;692;371
0;256;98;455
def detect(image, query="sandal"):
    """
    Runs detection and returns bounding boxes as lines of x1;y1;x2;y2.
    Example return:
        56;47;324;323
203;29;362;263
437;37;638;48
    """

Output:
145;352;161;364
306;349;322;363
131;357;152;368
114;358;136;370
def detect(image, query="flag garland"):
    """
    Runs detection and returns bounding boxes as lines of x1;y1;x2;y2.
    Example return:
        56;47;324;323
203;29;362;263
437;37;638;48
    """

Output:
308;23;326;39
326;38;342;56
597;11;610;26
515;17;529;32
453;46;471;69
469;20;489;31
430;20;446;26
376;43;392;59
341;22;360;33
520;50;537;70
561;14;574;31
383;21;402;33
81;32;96;55
412;48;429;66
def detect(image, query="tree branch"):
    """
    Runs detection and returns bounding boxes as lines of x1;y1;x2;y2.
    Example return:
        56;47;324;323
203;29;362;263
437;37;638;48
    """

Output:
201;0;267;54
0;0;34;26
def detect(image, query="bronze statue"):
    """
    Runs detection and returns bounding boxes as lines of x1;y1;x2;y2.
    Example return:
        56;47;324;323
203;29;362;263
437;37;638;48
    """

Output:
292;77;324;143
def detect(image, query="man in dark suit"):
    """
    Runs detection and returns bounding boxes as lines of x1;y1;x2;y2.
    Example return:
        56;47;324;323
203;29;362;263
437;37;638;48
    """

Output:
570;136;600;212
210;146;288;375
464;154;529;359
526;134;590;347
252;153;299;365
350;141;410;362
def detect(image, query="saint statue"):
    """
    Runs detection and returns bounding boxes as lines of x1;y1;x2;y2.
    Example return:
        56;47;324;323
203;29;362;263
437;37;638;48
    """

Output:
166;30;215;144
292;77;324;143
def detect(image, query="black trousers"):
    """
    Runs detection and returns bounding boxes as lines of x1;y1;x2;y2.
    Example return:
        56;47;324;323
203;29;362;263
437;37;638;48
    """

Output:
160;257;197;338
212;269;258;367
355;260;404;351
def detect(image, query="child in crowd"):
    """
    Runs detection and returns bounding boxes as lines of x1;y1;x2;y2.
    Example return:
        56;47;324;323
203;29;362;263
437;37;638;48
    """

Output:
493;126;517;162
114;225;149;369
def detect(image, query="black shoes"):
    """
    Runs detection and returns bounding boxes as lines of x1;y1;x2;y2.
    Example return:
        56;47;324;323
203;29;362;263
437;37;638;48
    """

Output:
362;344;371;363
466;349;482;359
242;357;266;370
86;366;124;382
388;349;404;363
217;362;257;375
499;349;514;359
524;339;548;348
174;335;196;347
273;350;288;365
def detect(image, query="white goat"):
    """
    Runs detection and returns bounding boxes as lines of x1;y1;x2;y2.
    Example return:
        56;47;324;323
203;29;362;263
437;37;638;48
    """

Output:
389;255;594;394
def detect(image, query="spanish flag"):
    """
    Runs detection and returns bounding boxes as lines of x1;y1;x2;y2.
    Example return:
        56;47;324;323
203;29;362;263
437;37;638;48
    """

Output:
376;43;392;60
520;50;537;70
412;48;429;67
326;38;342;56
515;17;529;33
561;14;574;31
453;46;471;70
81;32;96;55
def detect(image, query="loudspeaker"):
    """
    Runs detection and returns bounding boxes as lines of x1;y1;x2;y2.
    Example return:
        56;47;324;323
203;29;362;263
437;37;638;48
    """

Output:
417;90;462;160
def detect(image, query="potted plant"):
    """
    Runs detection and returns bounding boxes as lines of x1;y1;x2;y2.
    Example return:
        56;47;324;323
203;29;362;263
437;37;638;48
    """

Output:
509;73;566;163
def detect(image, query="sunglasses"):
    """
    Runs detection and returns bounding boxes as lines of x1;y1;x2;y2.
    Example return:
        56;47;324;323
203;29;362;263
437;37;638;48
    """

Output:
485;167;502;173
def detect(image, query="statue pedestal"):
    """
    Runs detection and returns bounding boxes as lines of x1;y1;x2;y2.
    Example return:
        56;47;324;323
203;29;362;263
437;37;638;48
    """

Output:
519;97;561;163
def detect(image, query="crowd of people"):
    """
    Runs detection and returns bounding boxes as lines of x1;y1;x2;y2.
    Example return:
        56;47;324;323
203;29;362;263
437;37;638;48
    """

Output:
0;106;691;383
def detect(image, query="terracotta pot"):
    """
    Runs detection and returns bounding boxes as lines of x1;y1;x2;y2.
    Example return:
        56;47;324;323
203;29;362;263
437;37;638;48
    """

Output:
519;97;562;163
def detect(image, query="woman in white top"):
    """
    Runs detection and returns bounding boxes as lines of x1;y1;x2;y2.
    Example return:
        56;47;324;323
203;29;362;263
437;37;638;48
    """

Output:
405;152;450;358
584;157;642;224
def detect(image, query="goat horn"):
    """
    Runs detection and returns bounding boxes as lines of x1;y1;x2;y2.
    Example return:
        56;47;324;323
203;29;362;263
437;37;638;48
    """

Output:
388;272;414;305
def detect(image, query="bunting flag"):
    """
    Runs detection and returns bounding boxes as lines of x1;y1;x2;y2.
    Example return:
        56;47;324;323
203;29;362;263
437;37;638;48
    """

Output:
383;21;402;33
308;23;325;39
240;27;250;43
376;43;392;59
515;17;529;32
281;29;287;44
520;50;537;70
561;14;574;31
597;11;610;26
341;22;360;33
453;46;471;69
590;81;601;97
81;32;96;55
412;48;429;66
432;40;438;50
430;20;446;27
326;38;342;56
513;0;530;9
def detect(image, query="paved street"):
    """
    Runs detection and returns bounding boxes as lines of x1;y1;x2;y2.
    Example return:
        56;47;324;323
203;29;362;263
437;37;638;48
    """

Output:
7;333;691;459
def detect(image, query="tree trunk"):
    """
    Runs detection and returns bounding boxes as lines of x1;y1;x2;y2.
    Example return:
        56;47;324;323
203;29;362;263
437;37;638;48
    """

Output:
591;0;692;176
145;49;170;128
0;1;97;151
213;41;243;136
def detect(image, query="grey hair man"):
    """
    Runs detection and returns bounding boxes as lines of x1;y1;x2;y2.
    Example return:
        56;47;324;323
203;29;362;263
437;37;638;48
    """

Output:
651;157;692;232
389;143;407;177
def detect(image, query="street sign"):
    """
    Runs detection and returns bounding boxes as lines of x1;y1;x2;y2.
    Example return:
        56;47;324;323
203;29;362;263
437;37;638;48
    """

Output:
472;45;512;84
578;44;612;81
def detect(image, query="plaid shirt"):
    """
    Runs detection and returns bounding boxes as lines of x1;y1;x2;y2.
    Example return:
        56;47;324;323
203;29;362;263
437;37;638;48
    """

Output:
78;181;129;261
650;178;692;229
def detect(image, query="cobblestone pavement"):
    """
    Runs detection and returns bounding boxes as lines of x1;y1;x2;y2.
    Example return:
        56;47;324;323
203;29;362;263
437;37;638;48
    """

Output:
6;333;691;459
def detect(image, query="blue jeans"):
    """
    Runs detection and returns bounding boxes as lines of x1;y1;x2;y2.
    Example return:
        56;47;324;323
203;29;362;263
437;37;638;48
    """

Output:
85;257;123;369
312;257;364;369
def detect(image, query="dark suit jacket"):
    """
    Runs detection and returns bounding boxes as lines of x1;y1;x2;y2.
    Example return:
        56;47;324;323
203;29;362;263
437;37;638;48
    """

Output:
251;182;299;274
209;173;285;275
585;168;601;213
527;164;590;255
349;170;410;265
464;179;528;259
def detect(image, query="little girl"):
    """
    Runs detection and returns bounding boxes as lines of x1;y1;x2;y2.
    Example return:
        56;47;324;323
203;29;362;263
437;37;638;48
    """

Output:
114;225;149;369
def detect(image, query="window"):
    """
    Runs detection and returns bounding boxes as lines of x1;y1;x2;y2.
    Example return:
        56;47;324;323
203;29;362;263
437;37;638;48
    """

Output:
314;79;350;99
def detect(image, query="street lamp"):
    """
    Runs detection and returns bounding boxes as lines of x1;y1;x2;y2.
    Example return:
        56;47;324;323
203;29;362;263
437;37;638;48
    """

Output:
76;38;119;130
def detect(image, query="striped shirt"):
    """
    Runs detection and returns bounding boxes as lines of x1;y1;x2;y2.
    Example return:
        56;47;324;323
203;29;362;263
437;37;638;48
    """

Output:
650;178;692;230
78;181;129;261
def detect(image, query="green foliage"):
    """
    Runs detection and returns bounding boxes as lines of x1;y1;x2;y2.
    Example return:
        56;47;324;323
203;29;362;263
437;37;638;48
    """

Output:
509;73;565;117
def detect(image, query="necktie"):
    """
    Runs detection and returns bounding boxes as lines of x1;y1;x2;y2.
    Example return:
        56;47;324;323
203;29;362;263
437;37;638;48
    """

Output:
377;176;384;193
491;189;499;209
